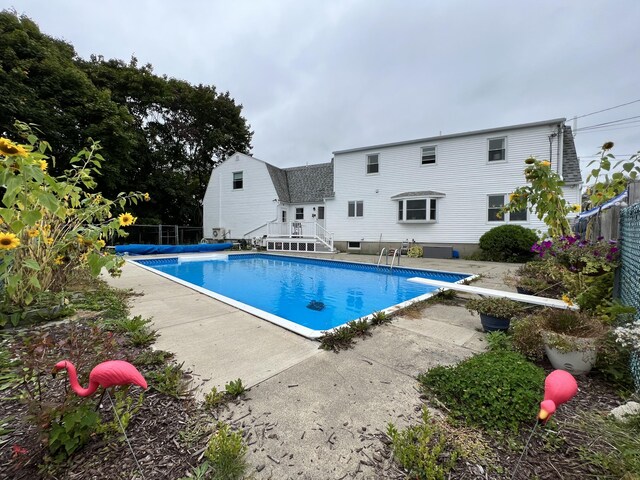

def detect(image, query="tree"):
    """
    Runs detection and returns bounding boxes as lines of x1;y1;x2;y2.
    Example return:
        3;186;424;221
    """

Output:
1;11;253;225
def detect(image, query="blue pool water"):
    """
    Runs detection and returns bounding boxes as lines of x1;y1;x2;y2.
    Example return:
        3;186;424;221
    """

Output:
134;254;470;335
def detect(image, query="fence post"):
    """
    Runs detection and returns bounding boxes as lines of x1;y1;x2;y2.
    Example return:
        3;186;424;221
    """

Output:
158;225;162;245
174;225;179;245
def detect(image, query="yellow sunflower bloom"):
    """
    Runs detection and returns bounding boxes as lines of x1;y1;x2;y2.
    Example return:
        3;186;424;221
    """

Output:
509;193;518;202
44;236;54;245
38;160;48;172
54;255;64;265
27;228;40;238
143;193;150;202
0;232;20;250
118;212;137;227
571;204;581;213
540;161;551;167
96;239;106;249
0;138;28;157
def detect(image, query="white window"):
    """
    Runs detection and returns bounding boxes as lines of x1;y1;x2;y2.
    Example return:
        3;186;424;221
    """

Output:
295;207;304;220
488;137;506;162
233;171;243;189
366;154;379;174
488;194;527;222
397;198;437;222
348;201;363;217
421;146;436;165
347;241;361;250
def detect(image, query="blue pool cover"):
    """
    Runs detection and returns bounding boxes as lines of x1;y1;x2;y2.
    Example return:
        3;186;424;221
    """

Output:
116;243;233;255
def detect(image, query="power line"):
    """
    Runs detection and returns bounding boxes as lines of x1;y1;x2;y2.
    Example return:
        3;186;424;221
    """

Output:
576;124;640;135
573;98;640;119
576;115;640;131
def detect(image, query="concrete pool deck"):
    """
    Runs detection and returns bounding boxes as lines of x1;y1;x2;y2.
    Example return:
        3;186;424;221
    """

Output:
106;252;520;478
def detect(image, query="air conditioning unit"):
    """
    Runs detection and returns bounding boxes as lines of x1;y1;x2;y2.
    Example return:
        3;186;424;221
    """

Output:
211;227;226;239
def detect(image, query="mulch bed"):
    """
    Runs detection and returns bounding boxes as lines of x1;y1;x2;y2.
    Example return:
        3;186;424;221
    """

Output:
0;316;209;480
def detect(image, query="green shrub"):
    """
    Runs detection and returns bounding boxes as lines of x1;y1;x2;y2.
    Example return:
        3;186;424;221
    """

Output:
387;408;458;480
104;315;150;334
134;349;173;367
485;331;512;352
478;225;538;262
418;351;545;433
205;422;247;480
96;389;144;439
407;245;423;258
128;327;158;347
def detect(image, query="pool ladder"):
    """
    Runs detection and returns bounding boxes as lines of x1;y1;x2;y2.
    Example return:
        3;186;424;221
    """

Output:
377;248;400;269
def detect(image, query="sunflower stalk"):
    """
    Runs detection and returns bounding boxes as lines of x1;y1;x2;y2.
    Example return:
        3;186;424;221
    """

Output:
0;122;147;312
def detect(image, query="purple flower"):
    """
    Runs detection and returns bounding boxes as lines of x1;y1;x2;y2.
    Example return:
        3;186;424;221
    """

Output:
610;246;619;254
609;239;617;245
597;236;604;241
593;250;600;257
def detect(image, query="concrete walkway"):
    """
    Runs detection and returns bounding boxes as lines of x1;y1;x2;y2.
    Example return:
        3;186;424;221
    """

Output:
106;253;519;479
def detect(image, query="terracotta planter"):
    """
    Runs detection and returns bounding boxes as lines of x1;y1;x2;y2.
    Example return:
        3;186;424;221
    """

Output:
542;332;597;375
479;313;510;333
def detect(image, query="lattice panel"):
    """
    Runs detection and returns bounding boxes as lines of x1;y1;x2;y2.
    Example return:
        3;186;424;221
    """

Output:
619;203;640;391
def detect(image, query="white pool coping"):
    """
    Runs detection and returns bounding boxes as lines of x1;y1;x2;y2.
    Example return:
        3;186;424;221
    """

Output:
127;253;476;339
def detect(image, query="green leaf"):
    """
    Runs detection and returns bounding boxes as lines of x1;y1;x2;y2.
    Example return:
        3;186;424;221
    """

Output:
22;209;42;227
2;176;22;207
9;220;24;234
591;169;599;178
623;162;634;172
28;276;41;289
34;190;60;212
23;259;41;271
0;208;14;224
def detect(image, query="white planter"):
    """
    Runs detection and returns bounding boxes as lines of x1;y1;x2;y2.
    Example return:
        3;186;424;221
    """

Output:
544;343;597;375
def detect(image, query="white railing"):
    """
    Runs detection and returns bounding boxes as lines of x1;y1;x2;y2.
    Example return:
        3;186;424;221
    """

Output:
266;221;334;251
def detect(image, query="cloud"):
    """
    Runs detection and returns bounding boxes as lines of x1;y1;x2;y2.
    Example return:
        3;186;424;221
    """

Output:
4;0;639;172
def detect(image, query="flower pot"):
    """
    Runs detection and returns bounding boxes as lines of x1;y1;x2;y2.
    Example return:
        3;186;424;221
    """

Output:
479;313;510;333
542;332;597;375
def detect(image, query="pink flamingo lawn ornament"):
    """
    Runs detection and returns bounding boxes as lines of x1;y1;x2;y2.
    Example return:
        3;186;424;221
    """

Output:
537;369;579;423
53;360;147;396
53;360;148;479
511;370;579;479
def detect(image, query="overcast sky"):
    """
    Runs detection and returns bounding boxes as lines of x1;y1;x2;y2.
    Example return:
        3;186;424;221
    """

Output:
4;1;640;178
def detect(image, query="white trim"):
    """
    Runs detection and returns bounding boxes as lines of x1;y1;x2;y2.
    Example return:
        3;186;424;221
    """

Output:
397;197;438;223
347;241;361;250
232;170;244;190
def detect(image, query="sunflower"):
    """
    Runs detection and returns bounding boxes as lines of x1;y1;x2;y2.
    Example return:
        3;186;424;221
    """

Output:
509;193;518;202
571;204;581;213
38;160;48;171
54;255;64;265
602;141;614;151
96;239;106;249
0;232;20;250
44;236;54;246
561;294;574;307
540;161;551;167
118;212;137;227
27;228;40;238
143;193;150;202
0;138;27;157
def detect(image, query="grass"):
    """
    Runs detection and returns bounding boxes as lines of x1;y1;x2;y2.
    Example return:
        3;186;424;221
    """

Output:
147;362;191;398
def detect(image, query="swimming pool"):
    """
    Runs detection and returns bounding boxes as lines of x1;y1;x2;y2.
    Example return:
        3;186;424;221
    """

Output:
132;253;472;338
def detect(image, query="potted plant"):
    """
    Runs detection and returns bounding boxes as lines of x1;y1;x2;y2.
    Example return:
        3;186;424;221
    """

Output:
504;260;563;298
466;297;525;332
511;308;607;374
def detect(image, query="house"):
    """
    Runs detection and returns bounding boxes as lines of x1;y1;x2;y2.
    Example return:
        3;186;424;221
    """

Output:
202;118;582;256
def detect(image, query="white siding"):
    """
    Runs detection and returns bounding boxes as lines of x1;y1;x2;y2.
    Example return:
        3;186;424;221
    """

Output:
202;153;278;239
328;124;573;244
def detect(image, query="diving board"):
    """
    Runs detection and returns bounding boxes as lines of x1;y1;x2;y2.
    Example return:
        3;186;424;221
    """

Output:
407;278;579;310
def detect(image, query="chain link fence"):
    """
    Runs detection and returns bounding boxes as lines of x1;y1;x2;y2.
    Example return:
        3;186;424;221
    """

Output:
112;225;203;245
619;203;640;391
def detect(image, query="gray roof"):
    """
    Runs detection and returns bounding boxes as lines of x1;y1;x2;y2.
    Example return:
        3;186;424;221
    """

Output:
562;126;582;185
267;162;334;203
333;118;567;155
390;191;446;199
